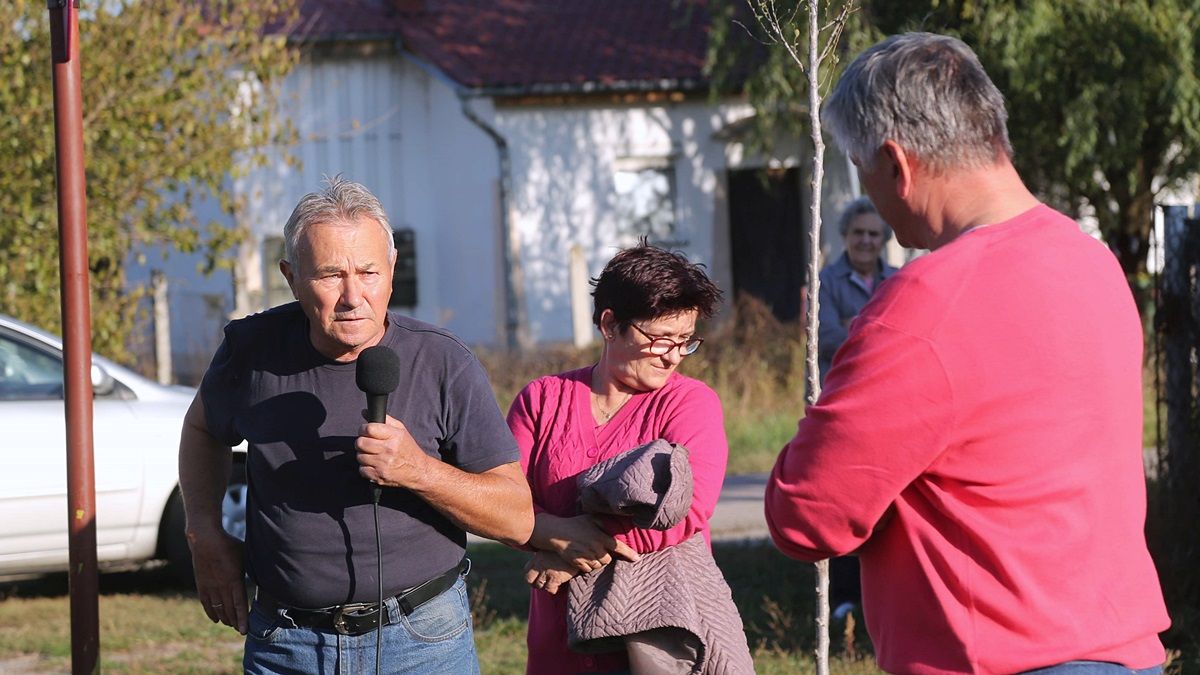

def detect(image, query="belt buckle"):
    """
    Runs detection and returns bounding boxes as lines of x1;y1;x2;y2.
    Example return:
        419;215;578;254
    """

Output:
332;602;378;636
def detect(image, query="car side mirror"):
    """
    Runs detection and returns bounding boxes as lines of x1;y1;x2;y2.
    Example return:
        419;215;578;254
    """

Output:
91;363;115;396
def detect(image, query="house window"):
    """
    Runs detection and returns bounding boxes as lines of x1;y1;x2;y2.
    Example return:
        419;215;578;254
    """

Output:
390;228;417;308
614;158;681;245
263;237;293;308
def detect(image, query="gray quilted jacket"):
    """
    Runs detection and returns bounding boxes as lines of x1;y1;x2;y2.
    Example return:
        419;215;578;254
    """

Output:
566;439;755;674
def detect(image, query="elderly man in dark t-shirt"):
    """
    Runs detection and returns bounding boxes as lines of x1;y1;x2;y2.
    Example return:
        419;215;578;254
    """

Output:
178;178;533;674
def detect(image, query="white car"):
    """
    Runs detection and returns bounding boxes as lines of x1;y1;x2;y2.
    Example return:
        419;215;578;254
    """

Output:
0;313;246;581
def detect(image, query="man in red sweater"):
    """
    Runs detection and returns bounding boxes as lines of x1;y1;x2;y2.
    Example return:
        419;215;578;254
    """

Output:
765;33;1170;674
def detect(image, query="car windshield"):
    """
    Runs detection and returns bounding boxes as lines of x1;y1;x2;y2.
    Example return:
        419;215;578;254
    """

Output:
0;333;64;400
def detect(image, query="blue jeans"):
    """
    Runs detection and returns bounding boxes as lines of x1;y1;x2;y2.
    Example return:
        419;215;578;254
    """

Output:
243;576;480;674
1020;662;1163;675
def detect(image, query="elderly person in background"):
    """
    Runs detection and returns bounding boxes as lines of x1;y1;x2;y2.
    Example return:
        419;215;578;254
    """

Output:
507;242;736;675
817;197;897;383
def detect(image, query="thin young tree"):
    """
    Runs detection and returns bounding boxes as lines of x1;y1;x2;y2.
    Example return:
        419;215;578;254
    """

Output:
740;1;855;672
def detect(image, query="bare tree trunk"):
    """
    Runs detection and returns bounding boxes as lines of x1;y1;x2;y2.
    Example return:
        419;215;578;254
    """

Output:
741;4;855;672
803;5;831;672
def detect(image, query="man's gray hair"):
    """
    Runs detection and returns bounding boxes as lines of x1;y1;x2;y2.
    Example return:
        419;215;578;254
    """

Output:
837;196;893;242
283;176;396;264
823;32;1013;174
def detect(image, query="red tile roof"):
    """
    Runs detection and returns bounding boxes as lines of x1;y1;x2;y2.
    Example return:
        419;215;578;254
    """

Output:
285;0;410;40
283;0;715;93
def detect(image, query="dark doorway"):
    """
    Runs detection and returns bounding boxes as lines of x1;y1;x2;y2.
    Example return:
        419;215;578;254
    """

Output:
727;167;807;322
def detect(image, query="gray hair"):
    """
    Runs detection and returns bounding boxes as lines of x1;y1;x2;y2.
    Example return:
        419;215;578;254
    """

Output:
282;176;395;264
823;32;1013;174
837;196;893;242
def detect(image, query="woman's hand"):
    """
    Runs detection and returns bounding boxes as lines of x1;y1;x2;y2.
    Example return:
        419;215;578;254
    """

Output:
530;513;640;574
524;552;579;594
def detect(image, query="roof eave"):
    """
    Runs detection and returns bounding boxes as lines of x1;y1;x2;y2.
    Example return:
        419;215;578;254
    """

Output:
467;77;711;99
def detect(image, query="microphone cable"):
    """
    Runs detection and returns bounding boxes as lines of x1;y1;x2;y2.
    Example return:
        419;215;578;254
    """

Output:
373;484;384;675
354;344;400;675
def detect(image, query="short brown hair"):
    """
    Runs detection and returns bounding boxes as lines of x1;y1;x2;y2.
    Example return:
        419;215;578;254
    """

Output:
591;240;723;329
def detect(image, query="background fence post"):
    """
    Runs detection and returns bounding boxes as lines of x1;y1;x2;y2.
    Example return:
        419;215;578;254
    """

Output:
1155;204;1200;608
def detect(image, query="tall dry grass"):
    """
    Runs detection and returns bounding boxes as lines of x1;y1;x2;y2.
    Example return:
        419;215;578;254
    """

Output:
684;296;809;422
476;296;809;475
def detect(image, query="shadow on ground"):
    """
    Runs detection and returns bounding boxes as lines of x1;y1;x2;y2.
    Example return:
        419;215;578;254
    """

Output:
0;563;191;601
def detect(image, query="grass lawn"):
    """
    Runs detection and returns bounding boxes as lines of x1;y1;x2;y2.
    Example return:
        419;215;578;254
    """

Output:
4;547;1193;675
0;568;244;673
725;409;800;475
0;542;882;673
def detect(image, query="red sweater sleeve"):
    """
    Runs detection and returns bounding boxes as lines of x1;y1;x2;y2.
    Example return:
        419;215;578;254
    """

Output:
765;319;955;560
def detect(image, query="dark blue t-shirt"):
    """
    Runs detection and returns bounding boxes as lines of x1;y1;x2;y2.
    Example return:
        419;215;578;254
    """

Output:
199;303;518;607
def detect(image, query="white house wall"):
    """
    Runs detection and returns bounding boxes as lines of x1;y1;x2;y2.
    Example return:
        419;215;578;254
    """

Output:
493;100;859;345
128;52;504;384
421;88;508;344
129;53;862;381
493;101;756;344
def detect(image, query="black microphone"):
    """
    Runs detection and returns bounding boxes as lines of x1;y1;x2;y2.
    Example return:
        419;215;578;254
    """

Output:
356;345;400;424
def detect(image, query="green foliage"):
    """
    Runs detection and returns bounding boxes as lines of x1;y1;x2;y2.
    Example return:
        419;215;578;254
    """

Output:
708;1;1200;306
866;0;1200;294
0;0;297;361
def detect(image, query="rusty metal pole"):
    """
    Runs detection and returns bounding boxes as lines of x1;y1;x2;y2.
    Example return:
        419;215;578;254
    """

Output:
48;1;100;672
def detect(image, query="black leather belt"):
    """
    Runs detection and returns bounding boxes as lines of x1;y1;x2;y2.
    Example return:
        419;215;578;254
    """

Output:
255;558;470;636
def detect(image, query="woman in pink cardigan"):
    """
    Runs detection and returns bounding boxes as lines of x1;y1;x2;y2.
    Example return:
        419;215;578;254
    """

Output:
506;242;728;675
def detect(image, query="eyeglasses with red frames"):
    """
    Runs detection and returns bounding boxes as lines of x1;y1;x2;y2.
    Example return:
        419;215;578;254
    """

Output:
629;323;704;356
